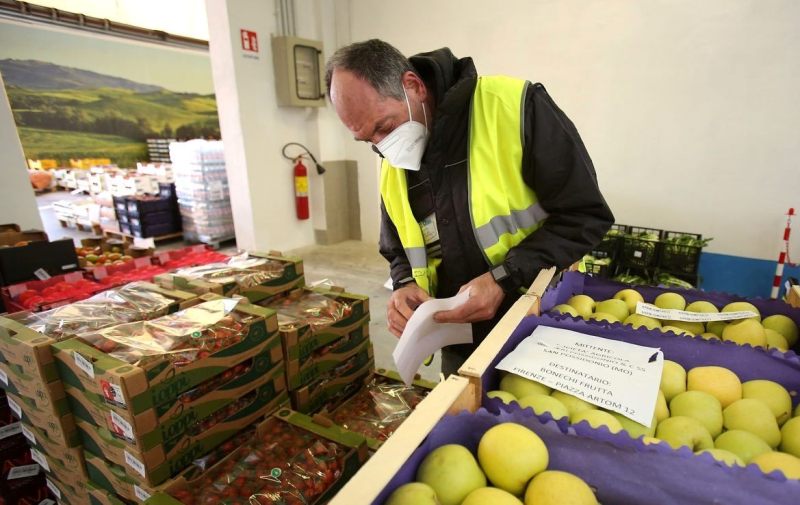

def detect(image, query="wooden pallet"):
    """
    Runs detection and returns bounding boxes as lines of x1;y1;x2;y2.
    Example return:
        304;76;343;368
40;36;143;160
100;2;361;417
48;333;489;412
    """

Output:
102;228;183;243
58;219;102;235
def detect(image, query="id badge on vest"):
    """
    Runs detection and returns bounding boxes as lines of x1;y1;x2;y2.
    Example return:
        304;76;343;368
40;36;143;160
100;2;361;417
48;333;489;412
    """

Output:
419;214;442;259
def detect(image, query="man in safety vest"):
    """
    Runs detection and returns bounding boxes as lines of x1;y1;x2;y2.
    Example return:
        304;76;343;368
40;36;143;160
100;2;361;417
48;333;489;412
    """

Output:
326;40;614;376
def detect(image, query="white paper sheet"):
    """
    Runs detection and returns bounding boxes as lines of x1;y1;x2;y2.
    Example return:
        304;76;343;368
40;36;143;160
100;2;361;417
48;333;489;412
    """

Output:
496;326;663;426
392;290;473;385
635;302;758;322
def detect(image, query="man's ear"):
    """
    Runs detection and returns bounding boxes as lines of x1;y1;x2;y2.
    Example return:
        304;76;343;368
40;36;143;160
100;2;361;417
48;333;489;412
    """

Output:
401;71;427;101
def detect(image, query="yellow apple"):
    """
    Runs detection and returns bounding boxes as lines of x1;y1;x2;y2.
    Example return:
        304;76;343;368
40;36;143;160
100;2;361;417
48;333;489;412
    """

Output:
685;301;719;313
654;292;686;310
500;374;551;399
742;380;792;426
566;295;595;318
571;410;623;433
656;416;713;451
462;487;523;505
706;320;728;338
551;304;580;317
700;332;721;340
624;314;662;330
551;391;597;420
478;423;548;496
660;360;687;402
765;329;789;352
386;482;440;505
751;452;800;480
661;325;693;336
721;301;761;321
686;366;741;408
518;394;569;421
664;320;705;336
696;448;744;467
723;399;781;448
762;314;799;347
588;312;620;323
722;319;767;348
487;390;518;404
780;417;800;458
655;389;670;422
595;299;629;322
613;288;644;314
670;390;723;437
417;444;485;505
524;471;598;505
610;411;656;439
714;430;771;463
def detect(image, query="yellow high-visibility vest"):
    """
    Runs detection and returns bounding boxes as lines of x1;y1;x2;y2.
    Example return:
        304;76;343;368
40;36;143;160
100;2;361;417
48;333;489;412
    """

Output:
380;76;547;295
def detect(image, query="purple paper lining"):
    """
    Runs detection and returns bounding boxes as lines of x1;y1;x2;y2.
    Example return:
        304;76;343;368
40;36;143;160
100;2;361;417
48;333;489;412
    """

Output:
374;407;797;505
541;271;800;333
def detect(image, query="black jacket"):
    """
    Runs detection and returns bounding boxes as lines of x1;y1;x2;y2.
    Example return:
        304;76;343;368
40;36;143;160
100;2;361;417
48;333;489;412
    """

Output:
379;48;614;341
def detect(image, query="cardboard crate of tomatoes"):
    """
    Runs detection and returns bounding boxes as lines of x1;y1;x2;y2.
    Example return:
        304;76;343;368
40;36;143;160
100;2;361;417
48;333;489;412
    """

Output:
153;252;304;304
1;272;104;313
53;296;279;432
139;409;368;505
316;369;436;451
151;245;228;271
87;257;168;288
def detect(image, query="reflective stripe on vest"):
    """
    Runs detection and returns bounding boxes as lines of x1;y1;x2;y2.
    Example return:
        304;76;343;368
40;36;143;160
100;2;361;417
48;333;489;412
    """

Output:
380;75;545;295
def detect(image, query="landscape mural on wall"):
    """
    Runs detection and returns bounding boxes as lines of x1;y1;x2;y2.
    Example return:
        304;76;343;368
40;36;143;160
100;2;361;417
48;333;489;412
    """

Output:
0;19;220;167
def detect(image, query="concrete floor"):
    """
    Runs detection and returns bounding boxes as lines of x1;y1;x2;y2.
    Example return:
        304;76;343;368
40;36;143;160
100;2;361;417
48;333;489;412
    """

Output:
286;240;442;382
33;193;440;381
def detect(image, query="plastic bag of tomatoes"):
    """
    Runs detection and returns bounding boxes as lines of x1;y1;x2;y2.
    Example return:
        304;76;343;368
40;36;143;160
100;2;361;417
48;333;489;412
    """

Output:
329;377;429;443
170;419;345;505
9;281;178;341
77;298;247;366
269;292;352;331
174;254;286;290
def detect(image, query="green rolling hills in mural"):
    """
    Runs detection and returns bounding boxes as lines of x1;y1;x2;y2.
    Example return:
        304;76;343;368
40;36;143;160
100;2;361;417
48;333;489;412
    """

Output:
1;59;220;167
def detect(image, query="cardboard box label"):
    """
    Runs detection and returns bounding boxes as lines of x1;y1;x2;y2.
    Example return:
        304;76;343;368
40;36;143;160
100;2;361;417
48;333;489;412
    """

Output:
0;367;8;386
8;396;21;418
46;478;61;500
74;351;96;379
125;450;146;477
0;422;22;439
101;380;127;407
7;464;40;480
134;484;152;502
111;410;135;441
21;424;36;445
31;448;50;472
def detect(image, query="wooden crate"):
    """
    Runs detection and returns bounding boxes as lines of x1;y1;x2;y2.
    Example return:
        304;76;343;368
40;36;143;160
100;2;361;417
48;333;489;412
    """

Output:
328;267;556;504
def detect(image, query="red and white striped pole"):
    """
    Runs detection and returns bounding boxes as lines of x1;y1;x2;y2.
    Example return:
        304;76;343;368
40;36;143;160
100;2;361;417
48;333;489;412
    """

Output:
771;207;795;299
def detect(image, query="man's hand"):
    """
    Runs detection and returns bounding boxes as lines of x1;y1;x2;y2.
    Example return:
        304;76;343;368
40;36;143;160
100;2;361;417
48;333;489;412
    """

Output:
386;283;431;337
433;272;505;324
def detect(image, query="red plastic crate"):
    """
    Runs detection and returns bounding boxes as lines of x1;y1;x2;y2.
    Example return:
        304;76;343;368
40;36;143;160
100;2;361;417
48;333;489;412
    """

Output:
1;272;105;313
87;257;168;287
152;245;228;270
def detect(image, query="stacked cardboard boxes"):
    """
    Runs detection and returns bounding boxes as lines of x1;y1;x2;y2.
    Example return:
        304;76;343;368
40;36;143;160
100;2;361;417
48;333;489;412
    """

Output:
0;283;200;505
52;295;289;503
259;286;373;414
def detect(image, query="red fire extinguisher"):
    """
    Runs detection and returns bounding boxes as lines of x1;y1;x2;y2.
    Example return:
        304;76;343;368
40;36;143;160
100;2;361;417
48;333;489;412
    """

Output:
294;158;310;220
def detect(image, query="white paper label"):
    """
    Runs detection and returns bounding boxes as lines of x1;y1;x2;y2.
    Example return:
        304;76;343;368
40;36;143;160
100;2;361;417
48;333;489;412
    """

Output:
7;464;40;480
635;302;759;322
8;397;22;418
110;410;135;441
21;424;35;445
0;368;8;386
45;478;61;500
0;422;22;440
124;450;146;477
633;250;643;258
73;351;95;379
30;449;50;472
33;268;51;280
134;484;152;502
133;237;156;249
496;326;663;426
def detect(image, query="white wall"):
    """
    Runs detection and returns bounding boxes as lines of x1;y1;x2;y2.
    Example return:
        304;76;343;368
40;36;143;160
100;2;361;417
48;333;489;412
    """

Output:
0;73;44;230
345;0;800;260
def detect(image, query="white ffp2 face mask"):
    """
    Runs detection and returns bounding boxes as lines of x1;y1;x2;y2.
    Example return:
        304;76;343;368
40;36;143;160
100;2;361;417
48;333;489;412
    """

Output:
373;88;429;171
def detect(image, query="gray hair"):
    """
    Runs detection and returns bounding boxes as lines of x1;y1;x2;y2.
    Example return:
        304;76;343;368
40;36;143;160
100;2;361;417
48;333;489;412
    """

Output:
325;39;413;100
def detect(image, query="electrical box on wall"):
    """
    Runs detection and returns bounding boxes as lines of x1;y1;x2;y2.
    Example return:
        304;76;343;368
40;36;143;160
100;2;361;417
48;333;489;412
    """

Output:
272;36;325;107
